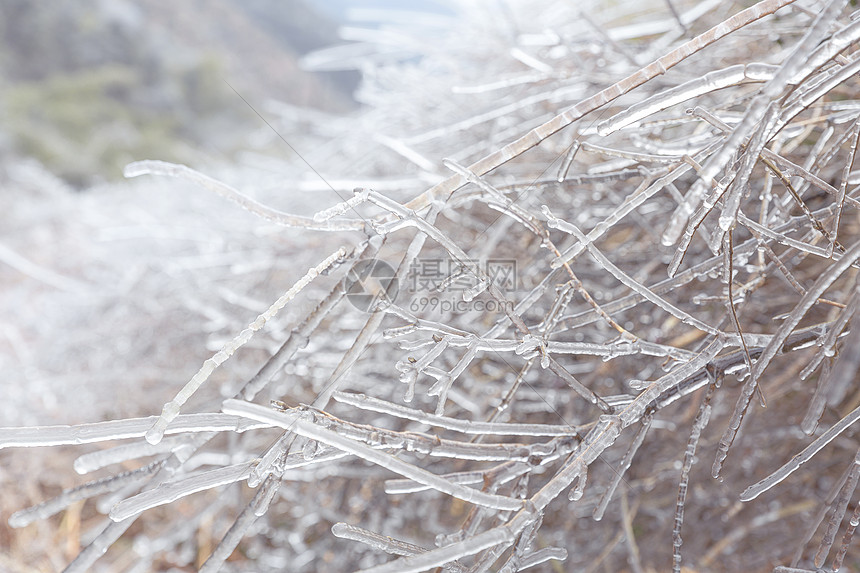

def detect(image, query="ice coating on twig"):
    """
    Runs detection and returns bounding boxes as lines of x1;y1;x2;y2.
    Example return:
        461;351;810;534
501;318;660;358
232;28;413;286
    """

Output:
741;403;860;502
672;385;715;573
222;399;525;511
199;476;278;573
404;0;797;211
312;187;370;222
331;522;429;557
832;500;860;571
545;205;720;336
109;461;256;521
9;460;164;528
355;524;518;573
716;240;860;479
334;391;581;436
597;63;777;136
73;437;184;474
124;160;365;231
145;247;346;445
0;413;271;448
813;448;860;567
593;416;651;521
662;0;847;252
801;290;860;433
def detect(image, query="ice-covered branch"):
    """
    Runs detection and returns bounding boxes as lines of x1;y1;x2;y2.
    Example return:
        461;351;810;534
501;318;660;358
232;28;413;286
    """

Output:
331;522;431;557
597;63;777;136
741;403;860;501
355;522;519;573
109;461;256;521
404;0;798;211
0;413;271;449
125;160;366;231
333;391;581;437
8;460;164;528
715;239;860;478
145;247;347;445
544;206;721;336
222;399;525;511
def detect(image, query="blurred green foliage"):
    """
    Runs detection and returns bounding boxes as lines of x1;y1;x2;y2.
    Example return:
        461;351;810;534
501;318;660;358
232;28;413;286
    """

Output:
5;64;192;186
2;58;248;187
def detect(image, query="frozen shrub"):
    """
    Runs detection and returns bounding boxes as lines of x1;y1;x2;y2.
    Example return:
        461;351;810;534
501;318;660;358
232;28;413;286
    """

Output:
4;1;860;571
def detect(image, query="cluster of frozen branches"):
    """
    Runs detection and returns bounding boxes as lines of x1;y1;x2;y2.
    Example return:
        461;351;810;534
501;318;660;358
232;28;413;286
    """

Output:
6;0;860;571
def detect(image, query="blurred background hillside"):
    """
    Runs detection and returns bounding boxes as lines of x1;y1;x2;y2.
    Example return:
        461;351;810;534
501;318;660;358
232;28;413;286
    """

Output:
0;0;364;187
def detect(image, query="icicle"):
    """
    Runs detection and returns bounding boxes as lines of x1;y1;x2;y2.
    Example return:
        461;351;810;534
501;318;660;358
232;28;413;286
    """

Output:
819;316;860;407
530;416;622;512
557;139;581;182
801;359;832;436
302;438;319;461
463;277;489;302
568;463;588;501
248;431;294;488
800;289;860;380
397;336;449;402
519;547;568;569
673;396;714;573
